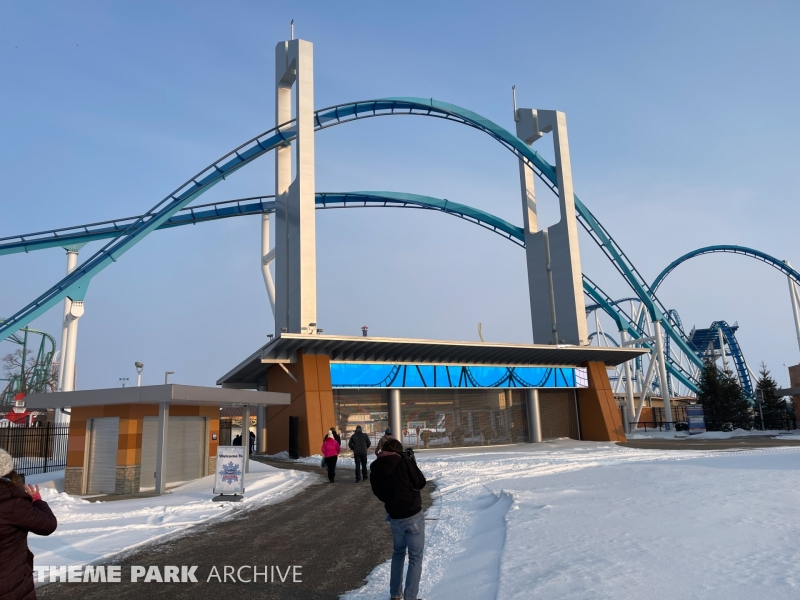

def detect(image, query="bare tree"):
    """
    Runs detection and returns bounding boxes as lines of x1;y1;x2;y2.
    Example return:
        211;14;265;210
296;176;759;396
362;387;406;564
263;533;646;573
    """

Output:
2;348;58;395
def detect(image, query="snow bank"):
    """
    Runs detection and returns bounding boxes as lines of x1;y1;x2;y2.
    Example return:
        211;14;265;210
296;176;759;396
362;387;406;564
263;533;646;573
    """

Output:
28;461;309;579
628;428;799;440
344;441;800;600
264;451;357;467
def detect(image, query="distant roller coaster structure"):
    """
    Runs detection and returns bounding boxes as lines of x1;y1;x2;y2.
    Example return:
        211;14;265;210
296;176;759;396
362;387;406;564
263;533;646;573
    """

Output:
3;96;798;425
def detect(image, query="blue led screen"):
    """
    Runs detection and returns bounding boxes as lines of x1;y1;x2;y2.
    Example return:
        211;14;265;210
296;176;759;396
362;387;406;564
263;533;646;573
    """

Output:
330;363;586;389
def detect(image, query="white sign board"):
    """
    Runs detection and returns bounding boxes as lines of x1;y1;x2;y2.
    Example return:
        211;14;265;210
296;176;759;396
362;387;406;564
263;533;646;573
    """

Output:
213;446;245;495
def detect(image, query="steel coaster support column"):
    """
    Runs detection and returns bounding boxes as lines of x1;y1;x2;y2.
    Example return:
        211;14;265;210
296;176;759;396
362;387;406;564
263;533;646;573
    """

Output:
525;389;543;443
619;330;636;434
261;214;276;319
653;321;673;426
274;36;316;335
60;300;84;393
515;107;588;345
718;326;728;371
388;389;402;443
57;248;80;392
242;404;250;474
785;261;800;356
155;401;169;495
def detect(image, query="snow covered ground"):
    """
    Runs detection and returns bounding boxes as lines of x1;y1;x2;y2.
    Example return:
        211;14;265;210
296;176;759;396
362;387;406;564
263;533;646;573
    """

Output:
628;428;800;440
343;440;800;600
26;461;309;582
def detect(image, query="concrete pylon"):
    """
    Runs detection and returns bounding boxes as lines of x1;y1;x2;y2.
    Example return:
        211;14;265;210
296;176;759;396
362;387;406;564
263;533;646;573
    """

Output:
274;38;317;335
515;108;588;346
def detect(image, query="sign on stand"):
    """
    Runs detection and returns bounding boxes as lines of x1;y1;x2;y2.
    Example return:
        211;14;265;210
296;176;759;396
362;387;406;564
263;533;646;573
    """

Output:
687;404;706;435
213;445;245;501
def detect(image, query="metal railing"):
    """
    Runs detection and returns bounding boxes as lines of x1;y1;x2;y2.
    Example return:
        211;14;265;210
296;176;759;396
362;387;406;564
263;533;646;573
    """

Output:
630;421;690;432
631;419;797;433
0;423;69;475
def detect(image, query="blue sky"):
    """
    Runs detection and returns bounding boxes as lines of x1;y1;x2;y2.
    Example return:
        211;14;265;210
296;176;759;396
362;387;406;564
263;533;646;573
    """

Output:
1;0;799;389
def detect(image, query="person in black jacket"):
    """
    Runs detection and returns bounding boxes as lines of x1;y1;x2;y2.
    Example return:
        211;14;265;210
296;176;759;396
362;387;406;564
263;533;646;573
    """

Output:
347;425;372;482
369;438;427;600
0;449;58;600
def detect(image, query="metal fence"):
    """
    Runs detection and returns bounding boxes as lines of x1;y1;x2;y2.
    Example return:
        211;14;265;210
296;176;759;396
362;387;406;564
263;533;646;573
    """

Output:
0;423;69;475
631;421;688;432
632;419;797;433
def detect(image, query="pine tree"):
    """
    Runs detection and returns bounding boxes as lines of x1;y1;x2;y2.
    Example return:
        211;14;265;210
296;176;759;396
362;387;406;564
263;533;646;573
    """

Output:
719;367;750;428
696;359;751;430
755;363;794;430
697;359;724;430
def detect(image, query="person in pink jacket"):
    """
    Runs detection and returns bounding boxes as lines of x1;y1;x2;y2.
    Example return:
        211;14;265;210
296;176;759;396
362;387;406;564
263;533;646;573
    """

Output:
320;431;341;483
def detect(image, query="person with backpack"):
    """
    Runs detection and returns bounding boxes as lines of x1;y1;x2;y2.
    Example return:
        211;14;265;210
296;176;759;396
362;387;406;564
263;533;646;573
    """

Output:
0;449;58;600
320;431;341;483
369;438;427;600
347;425;372;482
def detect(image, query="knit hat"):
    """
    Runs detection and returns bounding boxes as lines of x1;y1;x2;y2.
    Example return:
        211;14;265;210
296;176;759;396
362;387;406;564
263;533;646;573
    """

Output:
326;431;334;439
385;428;391;435
355;425;362;431
0;449;13;477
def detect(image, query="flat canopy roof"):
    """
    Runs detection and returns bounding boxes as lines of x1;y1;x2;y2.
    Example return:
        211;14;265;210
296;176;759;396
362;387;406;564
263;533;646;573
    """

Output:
23;384;290;409
218;333;649;388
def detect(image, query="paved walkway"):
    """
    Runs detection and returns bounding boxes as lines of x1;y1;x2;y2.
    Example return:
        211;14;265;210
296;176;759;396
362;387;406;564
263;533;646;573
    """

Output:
39;457;434;600
618;436;800;451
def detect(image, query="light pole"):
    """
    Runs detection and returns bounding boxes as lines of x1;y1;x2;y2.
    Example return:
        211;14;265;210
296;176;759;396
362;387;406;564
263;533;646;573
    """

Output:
119;377;129;388
164;371;175;385
135;362;144;387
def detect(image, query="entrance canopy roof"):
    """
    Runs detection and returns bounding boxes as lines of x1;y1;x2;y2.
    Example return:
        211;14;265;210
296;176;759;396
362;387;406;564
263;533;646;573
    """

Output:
218;333;648;388
23;384;290;409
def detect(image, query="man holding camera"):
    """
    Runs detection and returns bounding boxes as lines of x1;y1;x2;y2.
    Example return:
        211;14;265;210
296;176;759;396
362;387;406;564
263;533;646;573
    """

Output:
369;438;427;600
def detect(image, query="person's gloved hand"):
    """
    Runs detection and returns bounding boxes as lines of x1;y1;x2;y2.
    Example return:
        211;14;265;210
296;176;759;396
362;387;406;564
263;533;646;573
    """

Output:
23;483;41;502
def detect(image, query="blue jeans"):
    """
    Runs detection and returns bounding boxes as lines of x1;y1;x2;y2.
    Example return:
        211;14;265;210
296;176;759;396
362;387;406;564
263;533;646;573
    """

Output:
388;511;425;600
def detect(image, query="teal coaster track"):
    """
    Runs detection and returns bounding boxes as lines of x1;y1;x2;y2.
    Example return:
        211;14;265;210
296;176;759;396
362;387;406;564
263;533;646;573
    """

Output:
0;325;56;402
0;189;698;391
1;97;789;398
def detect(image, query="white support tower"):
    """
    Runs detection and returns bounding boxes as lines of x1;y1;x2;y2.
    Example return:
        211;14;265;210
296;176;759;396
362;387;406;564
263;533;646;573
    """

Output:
785;261;800;356
57;248;80;392
56;247;82;425
653;320;674;425
273;35;317;335
515;106;588;346
261;213;276;318
718;326;728;371
619;330;637;433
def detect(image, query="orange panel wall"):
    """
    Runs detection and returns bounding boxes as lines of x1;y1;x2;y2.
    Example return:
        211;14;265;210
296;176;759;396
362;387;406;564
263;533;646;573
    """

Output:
65;403;220;468
576;361;626;442
267;351;335;457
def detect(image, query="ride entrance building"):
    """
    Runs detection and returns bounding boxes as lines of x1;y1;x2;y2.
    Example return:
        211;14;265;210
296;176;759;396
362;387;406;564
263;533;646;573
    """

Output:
219;335;645;456
3;29;685;468
215;33;647;454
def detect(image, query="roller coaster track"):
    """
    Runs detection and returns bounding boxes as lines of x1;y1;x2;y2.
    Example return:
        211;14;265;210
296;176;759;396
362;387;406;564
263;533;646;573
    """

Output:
712;321;753;398
2;188;699;392
587;332;620;347
0;192;524;256
652;245;800;292
649;245;800;399
585;298;640;316
0;96;706;392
